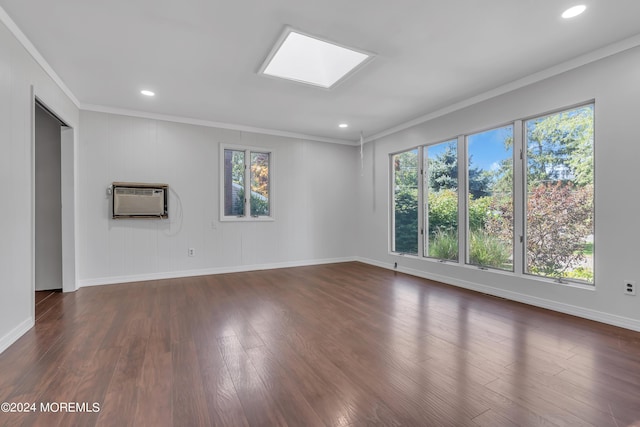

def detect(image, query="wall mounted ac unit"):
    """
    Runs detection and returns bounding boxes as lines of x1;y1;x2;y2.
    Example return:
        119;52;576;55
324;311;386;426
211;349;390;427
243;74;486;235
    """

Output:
112;182;168;219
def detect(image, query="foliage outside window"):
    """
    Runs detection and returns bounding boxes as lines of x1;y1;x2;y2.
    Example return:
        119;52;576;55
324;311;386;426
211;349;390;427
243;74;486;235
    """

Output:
525;105;594;283
467;126;514;271
392;149;418;254
222;146;271;220
424;140;458;261
389;103;594;285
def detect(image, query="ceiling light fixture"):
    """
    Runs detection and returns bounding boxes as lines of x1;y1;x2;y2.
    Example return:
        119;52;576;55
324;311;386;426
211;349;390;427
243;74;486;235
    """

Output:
140;90;155;97
339;123;349;128
259;27;374;89
562;5;586;19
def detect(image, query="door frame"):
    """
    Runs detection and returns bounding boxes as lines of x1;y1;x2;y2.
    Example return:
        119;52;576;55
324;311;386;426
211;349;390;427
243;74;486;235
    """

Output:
31;88;77;310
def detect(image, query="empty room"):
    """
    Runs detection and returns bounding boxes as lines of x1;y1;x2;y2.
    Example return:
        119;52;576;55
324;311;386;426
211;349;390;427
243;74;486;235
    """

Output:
1;1;639;426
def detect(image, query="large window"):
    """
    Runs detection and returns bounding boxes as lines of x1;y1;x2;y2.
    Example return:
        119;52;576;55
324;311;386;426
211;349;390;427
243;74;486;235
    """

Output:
222;146;271;220
467;125;514;271
424;140;458;261
391;149;419;254
388;102;594;286
525;105;594;283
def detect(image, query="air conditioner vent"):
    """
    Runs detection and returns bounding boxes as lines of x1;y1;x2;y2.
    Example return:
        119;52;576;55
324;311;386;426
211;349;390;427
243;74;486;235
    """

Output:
112;182;168;219
116;187;161;197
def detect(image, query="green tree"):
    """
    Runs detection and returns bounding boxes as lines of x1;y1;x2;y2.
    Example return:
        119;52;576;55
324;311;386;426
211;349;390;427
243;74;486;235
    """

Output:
491;135;514;195
427;144;492;198
526;106;593;187
394;188;418;253
393;150;419;254
394;150;418;187
428;143;457;192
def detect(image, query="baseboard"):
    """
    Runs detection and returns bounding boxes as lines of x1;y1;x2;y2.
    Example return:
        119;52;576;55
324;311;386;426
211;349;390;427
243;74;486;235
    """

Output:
78;256;358;288
355;257;640;332
0;317;34;355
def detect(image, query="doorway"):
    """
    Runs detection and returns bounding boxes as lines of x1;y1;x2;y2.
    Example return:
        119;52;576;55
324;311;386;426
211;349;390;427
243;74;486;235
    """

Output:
34;100;71;319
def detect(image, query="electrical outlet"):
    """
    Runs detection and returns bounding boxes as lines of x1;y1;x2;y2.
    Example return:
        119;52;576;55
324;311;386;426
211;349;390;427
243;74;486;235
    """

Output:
624;280;636;296
188;248;195;257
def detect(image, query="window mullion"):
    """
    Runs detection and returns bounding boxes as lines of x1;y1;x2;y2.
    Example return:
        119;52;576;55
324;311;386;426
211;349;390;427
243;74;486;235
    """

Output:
245;150;251;217
422;146;428;258
457;135;467;265
417;146;424;258
513;120;525;275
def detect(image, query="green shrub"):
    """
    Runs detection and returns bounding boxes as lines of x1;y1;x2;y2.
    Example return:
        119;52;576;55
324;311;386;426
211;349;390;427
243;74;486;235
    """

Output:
469;231;511;268
427;189;458;235
250;194;269;216
394;188;419;254
468;196;492;232
428;230;458;260
563;267;594;282
427;190;492;235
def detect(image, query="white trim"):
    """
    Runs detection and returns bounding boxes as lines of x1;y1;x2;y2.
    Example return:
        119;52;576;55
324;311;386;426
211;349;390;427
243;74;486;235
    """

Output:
0;6;80;108
78;257;357;288
364;33;640;144
355;257;640;332
0;317;34;355
4;0;636;149
60;126;77;292
30;87;36;320
81;104;355;146
219;143;274;221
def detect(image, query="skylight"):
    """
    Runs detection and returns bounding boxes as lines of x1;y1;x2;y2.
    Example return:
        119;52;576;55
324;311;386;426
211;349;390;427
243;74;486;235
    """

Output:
562;5;586;19
260;28;373;89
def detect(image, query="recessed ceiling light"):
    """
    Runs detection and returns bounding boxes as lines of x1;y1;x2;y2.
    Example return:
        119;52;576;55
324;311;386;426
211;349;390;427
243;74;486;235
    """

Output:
339;123;349;128
260;27;374;89
562;5;586;19
140;90;155;97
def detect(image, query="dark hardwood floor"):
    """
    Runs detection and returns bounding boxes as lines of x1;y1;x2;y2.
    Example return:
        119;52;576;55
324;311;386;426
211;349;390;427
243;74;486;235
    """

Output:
1;262;639;426
34;290;63;322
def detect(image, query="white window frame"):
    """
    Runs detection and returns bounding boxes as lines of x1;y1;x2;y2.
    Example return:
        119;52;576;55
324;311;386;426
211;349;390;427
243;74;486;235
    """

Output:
423;138;460;262
219;143;274;222
464;122;515;272
521;103;595;285
389;148;421;256
387;101;595;287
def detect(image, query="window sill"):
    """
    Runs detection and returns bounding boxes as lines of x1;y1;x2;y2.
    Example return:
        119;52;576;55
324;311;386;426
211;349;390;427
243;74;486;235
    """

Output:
388;251;595;289
220;216;275;223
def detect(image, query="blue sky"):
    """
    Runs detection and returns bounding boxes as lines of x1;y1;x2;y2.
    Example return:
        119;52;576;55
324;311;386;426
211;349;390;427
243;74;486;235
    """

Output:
426;125;513;172
467;125;513;172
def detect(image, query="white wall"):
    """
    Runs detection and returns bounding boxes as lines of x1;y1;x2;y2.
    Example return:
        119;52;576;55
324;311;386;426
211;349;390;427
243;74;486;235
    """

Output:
78;111;358;285
0;17;79;353
357;45;640;330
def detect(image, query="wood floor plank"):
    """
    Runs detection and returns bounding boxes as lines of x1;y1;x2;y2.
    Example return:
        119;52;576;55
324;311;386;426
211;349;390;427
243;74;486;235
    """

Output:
194;333;250;427
94;339;148;427
259;326;406;426
0;262;639;426
171;340;212;427
132;339;172;426
245;346;326;427
57;347;121;427
217;334;290;427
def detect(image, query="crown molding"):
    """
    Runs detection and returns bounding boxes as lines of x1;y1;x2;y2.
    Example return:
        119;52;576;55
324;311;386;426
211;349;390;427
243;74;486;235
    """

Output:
81;104;356;146
364;33;640;144
4;2;638;148
0;5;80;108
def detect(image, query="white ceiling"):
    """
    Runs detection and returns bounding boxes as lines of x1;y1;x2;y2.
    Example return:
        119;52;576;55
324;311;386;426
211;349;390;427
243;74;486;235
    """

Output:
2;0;640;144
